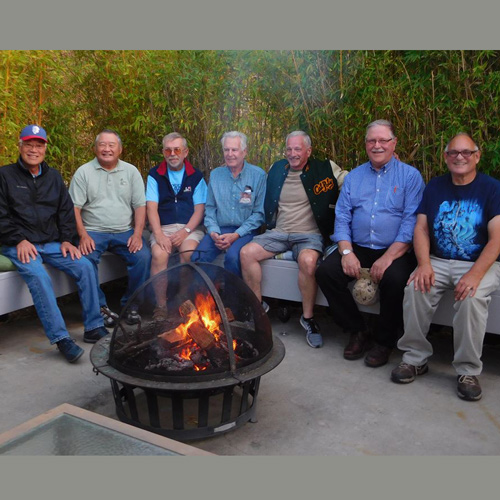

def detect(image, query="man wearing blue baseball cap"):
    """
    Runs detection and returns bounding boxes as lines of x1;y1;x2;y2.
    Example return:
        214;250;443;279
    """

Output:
0;125;108;363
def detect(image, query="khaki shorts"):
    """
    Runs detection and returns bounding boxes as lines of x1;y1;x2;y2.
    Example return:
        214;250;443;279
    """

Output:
149;223;205;247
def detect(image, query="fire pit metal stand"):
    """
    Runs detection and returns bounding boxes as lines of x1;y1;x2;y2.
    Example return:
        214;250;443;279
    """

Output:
91;335;285;441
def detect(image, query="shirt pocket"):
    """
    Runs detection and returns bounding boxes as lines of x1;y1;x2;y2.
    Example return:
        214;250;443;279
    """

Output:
385;188;405;214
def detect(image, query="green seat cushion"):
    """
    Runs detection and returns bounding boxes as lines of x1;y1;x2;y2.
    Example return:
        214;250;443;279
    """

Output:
0;247;17;271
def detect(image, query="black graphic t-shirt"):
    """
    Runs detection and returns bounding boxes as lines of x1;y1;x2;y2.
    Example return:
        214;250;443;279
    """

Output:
418;172;500;262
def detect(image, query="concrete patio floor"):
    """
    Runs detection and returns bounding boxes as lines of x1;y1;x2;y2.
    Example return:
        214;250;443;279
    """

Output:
2;285;500;456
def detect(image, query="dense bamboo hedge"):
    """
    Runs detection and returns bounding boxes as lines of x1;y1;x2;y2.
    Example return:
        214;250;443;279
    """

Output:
1;50;499;182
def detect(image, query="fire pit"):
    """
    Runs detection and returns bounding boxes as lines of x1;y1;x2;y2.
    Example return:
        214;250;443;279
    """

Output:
90;261;285;441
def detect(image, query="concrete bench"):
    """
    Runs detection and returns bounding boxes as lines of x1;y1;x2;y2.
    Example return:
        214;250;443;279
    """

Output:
0;253;127;316
259;257;500;335
3;248;500;336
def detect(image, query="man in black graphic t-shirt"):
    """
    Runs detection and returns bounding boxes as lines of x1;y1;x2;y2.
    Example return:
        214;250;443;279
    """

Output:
391;133;500;401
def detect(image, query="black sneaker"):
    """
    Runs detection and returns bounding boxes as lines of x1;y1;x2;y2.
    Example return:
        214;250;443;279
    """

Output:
83;326;109;344
300;315;323;348
57;338;84;363
457;375;482;401
125;305;141;325
100;306;118;328
391;362;428;383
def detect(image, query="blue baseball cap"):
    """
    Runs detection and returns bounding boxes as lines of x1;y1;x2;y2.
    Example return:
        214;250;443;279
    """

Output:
20;125;48;143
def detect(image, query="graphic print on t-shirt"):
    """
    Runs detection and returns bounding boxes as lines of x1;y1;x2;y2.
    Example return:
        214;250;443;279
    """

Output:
434;199;483;260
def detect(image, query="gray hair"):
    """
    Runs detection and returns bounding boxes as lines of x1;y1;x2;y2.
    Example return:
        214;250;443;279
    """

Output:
286;130;311;148
365;120;396;140
162;132;188;149
444;132;479;152
221;131;248;151
95;129;122;147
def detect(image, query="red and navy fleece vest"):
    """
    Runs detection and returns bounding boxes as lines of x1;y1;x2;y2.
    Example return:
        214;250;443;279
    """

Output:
148;160;205;225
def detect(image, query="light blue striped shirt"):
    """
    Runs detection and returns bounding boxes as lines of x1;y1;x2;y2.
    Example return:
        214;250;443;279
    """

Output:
204;161;266;237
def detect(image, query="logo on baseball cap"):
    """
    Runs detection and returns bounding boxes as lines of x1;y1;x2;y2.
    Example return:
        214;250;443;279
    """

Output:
20;125;48;143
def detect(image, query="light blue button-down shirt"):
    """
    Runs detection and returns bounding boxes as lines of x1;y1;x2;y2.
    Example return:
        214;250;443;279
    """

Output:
333;157;425;249
204;161;266;237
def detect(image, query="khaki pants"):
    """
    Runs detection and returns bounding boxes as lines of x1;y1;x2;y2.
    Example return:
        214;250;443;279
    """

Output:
398;257;500;375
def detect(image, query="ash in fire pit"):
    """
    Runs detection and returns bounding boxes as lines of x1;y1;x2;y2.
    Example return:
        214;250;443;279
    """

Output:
91;262;284;440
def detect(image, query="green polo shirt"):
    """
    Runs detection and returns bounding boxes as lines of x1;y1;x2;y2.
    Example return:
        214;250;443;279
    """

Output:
69;158;146;233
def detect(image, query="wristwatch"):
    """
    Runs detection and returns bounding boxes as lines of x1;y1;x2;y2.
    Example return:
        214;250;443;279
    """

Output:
341;248;352;256
184;227;192;234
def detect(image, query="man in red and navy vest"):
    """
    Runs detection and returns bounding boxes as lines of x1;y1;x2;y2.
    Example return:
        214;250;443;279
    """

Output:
146;132;208;321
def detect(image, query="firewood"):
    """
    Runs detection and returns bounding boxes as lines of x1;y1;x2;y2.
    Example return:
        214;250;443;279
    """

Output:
158;327;188;345
187;320;216;350
179;299;198;319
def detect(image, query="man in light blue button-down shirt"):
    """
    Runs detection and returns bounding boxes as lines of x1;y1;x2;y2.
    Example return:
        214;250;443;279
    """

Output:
316;120;425;368
191;131;266;277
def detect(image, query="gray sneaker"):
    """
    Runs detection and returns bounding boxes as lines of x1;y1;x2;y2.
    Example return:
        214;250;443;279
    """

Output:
300;315;323;348
391;362;428;384
457;375;482;401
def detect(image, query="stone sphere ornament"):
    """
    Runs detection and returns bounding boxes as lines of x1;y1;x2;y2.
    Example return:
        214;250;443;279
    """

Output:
352;268;379;306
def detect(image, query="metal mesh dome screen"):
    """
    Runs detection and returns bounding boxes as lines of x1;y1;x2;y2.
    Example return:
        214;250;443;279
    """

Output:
107;262;273;382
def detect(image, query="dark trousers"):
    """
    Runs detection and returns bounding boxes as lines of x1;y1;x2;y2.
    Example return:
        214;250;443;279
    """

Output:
315;244;416;348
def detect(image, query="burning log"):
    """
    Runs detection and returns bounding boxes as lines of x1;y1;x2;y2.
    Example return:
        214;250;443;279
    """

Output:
158;328;188;346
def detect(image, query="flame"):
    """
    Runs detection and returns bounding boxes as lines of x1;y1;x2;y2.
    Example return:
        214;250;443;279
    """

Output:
163;291;236;372
195;293;222;335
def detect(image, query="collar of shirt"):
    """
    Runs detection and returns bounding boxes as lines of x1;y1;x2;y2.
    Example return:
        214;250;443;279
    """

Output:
92;157;124;172
19;158;42;177
368;156;396;174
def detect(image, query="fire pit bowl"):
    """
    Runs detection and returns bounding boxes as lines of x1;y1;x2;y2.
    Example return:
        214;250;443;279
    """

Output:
90;262;285;441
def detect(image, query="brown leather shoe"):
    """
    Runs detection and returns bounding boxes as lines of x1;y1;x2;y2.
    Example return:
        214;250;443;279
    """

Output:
364;344;392;367
344;331;370;360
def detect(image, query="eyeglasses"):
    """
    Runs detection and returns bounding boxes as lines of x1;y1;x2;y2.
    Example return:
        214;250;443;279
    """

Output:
365;138;394;145
163;147;184;156
21;143;46;151
445;149;479;159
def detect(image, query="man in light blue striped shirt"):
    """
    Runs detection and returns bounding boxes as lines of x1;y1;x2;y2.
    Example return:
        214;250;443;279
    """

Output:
191;131;266;277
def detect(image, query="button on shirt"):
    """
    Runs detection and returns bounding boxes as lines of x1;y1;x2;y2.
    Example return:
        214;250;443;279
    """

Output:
333;157;425;249
204;161;266;237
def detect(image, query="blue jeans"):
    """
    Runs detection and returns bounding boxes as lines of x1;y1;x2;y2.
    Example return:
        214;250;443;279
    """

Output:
2;242;103;344
191;226;258;277
84;230;151;309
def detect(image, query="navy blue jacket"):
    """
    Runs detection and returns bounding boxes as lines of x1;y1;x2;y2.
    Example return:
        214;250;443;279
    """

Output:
148;160;204;225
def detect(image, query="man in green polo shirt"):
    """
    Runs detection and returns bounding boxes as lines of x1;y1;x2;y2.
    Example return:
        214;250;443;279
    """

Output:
69;129;151;326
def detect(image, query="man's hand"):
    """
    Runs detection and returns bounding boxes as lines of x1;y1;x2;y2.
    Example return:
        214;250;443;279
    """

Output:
16;240;38;264
154;232;173;254
341;252;361;279
407;263;435;293
216;233;239;251
127;233;143;253
370;254;394;283
454;270;482;301
61;241;82;260
210;232;223;249
78;233;96;255
170;228;189;248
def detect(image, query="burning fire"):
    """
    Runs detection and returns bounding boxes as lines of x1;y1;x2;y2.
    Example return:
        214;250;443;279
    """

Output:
158;292;235;371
